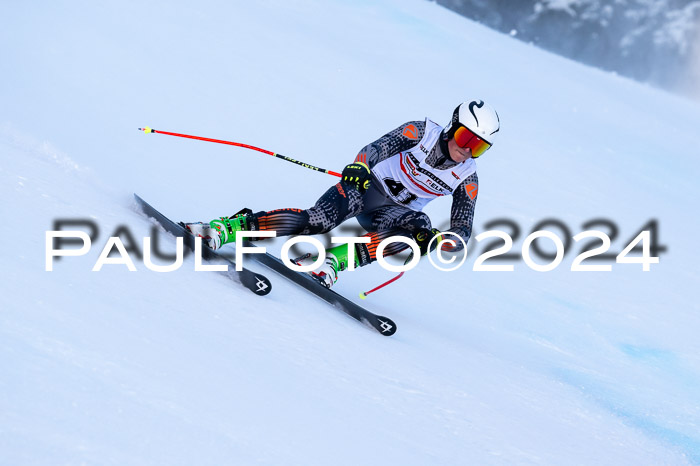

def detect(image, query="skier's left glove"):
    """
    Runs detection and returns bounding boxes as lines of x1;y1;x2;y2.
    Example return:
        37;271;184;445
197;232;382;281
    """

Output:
341;162;371;193
414;228;444;256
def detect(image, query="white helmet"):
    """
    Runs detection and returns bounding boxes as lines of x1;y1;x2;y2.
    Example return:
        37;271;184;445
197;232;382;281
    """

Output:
444;100;500;156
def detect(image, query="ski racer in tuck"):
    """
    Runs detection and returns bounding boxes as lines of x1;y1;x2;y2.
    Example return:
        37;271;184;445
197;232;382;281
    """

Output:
186;100;500;288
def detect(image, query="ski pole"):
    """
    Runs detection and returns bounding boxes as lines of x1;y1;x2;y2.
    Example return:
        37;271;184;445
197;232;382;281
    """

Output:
138;127;342;177
360;271;405;299
359;253;414;299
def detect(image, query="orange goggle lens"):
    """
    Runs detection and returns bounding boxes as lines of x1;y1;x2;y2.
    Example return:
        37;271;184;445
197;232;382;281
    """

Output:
453;125;491;158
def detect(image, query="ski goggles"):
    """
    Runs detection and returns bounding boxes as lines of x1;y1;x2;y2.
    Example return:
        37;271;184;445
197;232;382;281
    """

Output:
453;125;492;158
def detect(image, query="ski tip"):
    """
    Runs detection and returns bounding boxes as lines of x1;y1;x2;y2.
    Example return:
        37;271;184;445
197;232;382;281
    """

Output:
139;126;153;133
375;316;397;336
359;292;368;300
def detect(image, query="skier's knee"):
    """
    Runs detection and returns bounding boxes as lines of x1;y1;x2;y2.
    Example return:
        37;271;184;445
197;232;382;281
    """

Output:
400;211;432;231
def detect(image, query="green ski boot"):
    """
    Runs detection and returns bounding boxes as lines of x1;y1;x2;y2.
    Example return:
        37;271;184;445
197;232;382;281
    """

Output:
296;242;360;289
184;209;252;250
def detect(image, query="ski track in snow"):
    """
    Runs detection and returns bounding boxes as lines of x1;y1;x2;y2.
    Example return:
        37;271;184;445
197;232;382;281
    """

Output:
2;0;700;464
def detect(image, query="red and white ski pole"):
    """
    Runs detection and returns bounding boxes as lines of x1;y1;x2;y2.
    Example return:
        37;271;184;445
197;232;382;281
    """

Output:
139;127;342;177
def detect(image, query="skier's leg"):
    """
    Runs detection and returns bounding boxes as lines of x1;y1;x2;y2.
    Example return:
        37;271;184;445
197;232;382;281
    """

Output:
297;205;431;288
354;205;433;263
186;182;364;250
256;182;364;236
291;194;433;287
357;205;432;234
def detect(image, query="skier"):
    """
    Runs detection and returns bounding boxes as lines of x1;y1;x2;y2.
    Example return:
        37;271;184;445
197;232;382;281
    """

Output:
186;99;500;288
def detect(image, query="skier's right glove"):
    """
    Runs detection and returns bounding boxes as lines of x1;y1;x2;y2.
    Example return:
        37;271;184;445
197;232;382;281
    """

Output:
414;228;445;256
341;162;371;193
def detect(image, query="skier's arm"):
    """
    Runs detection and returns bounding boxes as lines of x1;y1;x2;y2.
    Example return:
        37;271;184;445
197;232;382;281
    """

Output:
444;173;479;252
354;121;426;169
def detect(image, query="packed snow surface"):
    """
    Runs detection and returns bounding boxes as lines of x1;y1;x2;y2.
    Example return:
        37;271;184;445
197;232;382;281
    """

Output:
2;0;699;464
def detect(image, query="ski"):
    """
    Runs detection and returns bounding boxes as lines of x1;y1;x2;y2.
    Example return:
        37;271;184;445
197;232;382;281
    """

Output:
133;194;272;296
237;241;397;336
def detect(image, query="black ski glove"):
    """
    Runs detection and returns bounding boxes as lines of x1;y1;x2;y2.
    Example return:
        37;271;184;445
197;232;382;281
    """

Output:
414;228;445;256
341;162;371;193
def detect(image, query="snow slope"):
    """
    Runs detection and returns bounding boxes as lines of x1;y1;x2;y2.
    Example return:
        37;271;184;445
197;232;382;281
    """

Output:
2;0;700;464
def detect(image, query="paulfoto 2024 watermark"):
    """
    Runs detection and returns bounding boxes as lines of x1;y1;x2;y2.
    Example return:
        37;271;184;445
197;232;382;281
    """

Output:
45;218;665;273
